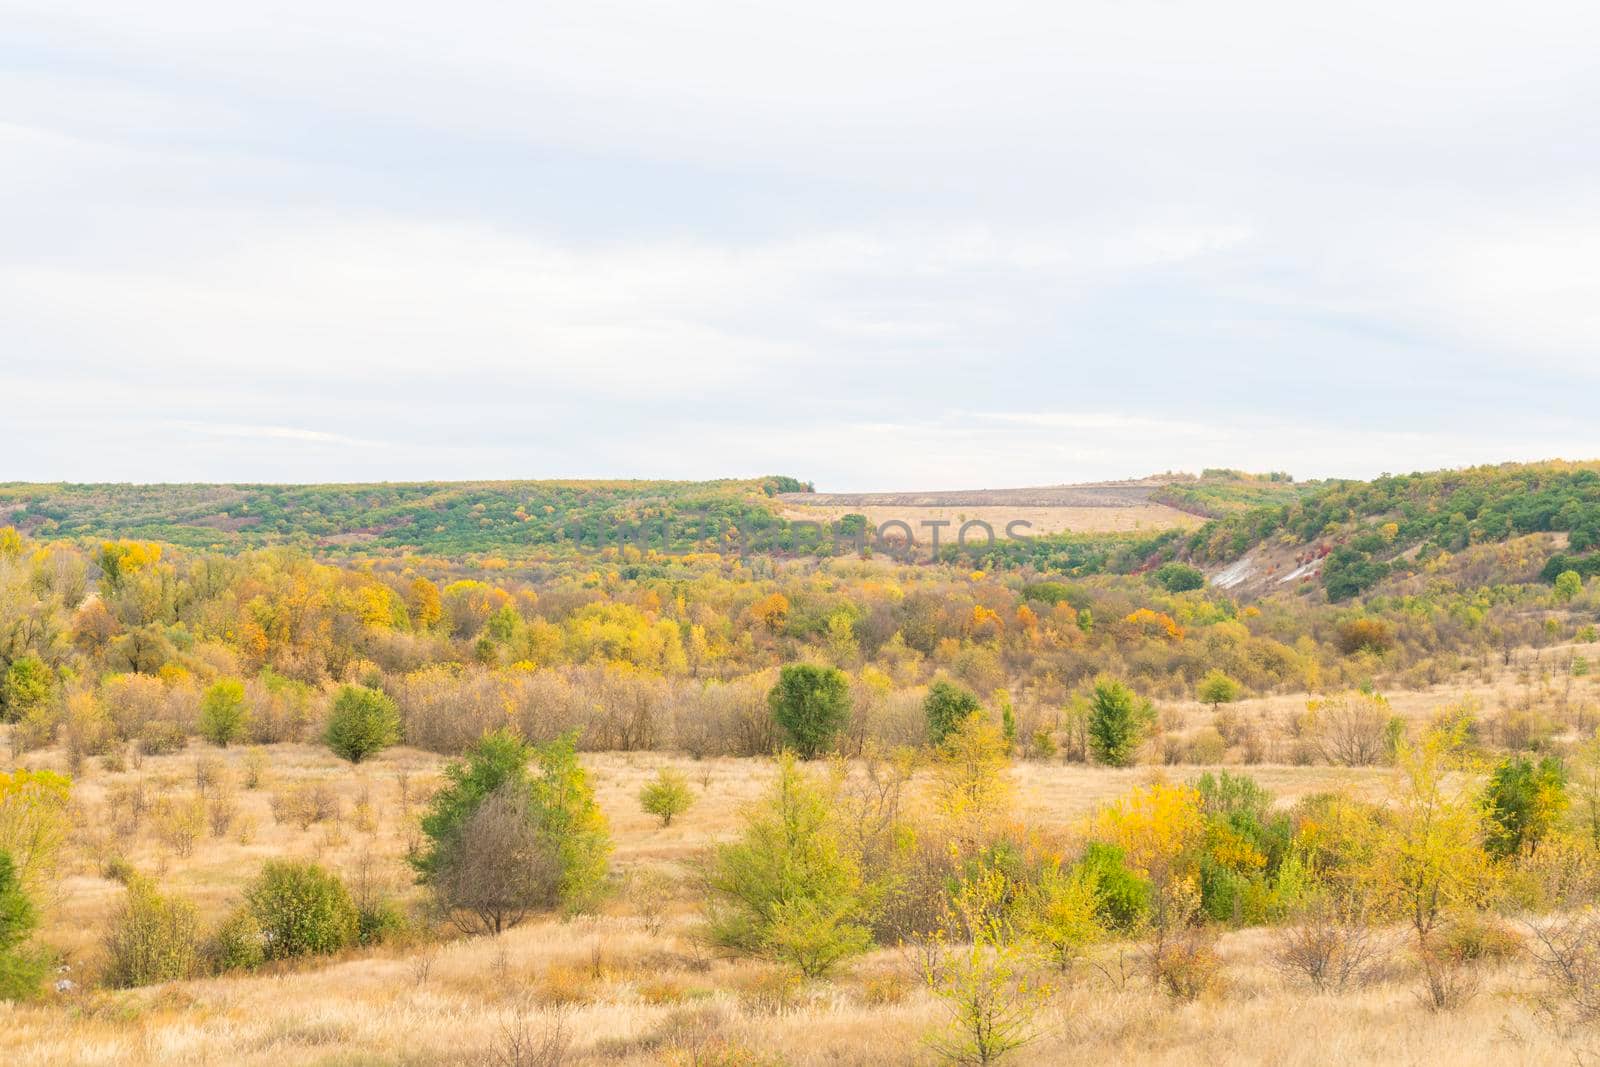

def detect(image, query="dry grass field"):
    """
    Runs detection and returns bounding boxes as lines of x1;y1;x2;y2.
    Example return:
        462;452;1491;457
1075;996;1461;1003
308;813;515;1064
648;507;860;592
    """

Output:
8;661;1600;1067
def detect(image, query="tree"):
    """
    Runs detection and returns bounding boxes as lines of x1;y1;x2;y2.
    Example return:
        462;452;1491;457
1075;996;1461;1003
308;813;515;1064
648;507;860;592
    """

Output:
1020;861;1104;971
925;680;981;747
768;664;851;759
414;730;611;930
1306;691;1392;766
0;769;72;890
324;684;400;763
0;851;46;1000
933;712;1014;845
1088;680;1151;767
1556;569;1584;603
198;679;250;747
245;861;358;960
704;754;873;978
1197;670;1241;710
1482;755;1567;859
102;876;200;987
1154;562;1205;593
639;768;694;827
0;656;51;725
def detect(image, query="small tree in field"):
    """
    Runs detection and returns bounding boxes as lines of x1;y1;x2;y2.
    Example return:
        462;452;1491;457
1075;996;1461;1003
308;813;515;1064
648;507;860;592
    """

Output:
1197;670;1241;711
768;664;851;759
0;850;47;1000
414;730;611;932
924;680;981;746
639;768;694;827
325;685;400;764
1088;680;1151;767
245;861;358;960
704;754;872;978
198;679;250;747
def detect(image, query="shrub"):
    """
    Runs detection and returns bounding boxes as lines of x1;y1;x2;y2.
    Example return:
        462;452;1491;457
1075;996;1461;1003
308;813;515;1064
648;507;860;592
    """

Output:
138;720;189;756
245;861;359;960
704;754;872;977
1020;862;1104;970
0;851;47;1000
198;679;250;747
768;664;851;759
1154;562;1205;593
324;685;401;764
640;768;695;827
1197;670;1241;710
1272;892;1383;992
923;680;980;747
1482;755;1567;859
414;730;611;933
1152;926;1222;1000
203;908;266;974
1306;692;1390;766
102;878;200;987
1088;680;1151;767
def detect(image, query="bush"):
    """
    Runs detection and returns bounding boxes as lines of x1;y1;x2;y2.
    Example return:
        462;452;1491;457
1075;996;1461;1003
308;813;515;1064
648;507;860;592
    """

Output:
923;680;981;748
1197;670;1241;710
414;730;611;934
768;665;851;759
1088;680;1151;767
0;851;47;1000
102;878;200;987
640;768;695;827
198;679;250;747
138;720;189;756
1272;893;1382;992
704;754;872;977
245;861;359;960
324;685;401;764
1482;755;1567;859
203;908;266;974
1154;562;1205;593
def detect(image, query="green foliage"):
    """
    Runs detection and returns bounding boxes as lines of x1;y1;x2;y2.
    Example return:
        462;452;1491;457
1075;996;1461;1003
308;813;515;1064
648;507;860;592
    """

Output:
1197;670;1241;709
924;680;982;747
245;861;359;960
1087;680;1151;767
413;730;611;919
768;664;851;759
1153;562;1205;593
203;908;266;974
1019;862;1104;970
639;767;695;827
1482;755;1567;859
1076;843;1150;932
198;679;250;747
102;877;200;987
324;685;400;764
0;656;51;724
704;755;873;977
1555;569;1584;602
0;851;47;1000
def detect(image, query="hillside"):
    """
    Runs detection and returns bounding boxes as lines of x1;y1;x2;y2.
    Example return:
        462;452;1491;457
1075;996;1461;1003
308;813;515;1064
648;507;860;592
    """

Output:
1186;460;1600;601
0;477;804;556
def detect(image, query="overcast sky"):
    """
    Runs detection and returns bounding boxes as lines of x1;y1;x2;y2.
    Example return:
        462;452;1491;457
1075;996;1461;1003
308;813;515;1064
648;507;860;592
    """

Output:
3;2;1598;489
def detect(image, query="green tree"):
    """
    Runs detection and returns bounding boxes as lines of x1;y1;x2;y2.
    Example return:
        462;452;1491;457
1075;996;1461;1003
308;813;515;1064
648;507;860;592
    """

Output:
704;754;873;978
0;656;51;725
1482;755;1567;859
1088;680;1151;767
102;877;200;987
768;664;851;759
245;861;358;960
198;679;250;747
1555;569;1584;603
924;680;981;747
0;851;47;1000
414;730;610;927
1197;670;1241;711
1154;562;1205;593
639;767;694;827
324;685;400;764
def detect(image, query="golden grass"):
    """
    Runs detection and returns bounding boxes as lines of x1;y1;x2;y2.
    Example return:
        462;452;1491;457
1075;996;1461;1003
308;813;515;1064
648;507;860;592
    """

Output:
7;667;1600;1065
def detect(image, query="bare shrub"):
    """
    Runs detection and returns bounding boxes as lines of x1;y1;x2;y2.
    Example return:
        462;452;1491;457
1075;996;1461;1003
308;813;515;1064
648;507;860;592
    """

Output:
1526;909;1600;1024
1151;925;1223;1000
434;784;561;936
1305;692;1390;766
1273;894;1384;992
